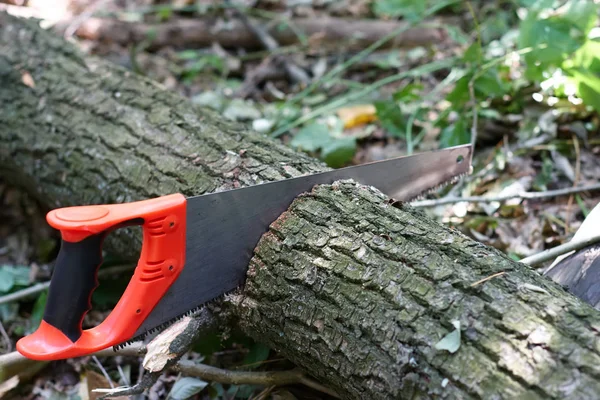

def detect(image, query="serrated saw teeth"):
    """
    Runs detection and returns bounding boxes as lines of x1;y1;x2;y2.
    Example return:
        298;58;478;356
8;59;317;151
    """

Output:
407;172;469;203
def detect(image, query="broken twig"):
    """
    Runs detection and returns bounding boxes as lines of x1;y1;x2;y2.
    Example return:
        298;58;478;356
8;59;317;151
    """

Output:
521;234;600;267
470;271;506;287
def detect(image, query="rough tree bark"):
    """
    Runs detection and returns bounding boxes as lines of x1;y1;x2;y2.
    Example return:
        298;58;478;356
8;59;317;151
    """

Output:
2;13;600;400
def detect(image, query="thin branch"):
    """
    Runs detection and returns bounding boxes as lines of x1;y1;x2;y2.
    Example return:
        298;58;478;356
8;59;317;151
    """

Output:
0;264;133;305
565;135;581;231
411;183;600;208
176;360;301;386
466;0;480;164
470;271;505;287
117;364;129;386
0;321;11;352
521;234;600;267
92;355;115;389
176;361;339;398
2;343;340;399
468;79;478;164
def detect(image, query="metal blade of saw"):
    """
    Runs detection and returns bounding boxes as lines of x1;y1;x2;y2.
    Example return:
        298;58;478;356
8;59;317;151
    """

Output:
125;144;472;343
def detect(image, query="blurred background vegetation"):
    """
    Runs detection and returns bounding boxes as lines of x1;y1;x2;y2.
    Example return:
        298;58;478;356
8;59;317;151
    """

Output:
1;0;600;398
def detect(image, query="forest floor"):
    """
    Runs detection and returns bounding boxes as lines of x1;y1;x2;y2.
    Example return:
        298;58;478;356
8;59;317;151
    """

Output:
1;0;600;399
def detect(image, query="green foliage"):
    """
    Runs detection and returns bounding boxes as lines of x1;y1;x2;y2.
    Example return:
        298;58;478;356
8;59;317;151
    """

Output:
434;0;600;148
155;5;174;22
518;0;600;110
242;342;271;369
373;0;428;20
28;291;47;334
284;0;600;159
374;83;423;139
0;265;30;292
290;121;357;168
177;51;226;81
439;117;469;148
373;0;458;21
0;265;31;323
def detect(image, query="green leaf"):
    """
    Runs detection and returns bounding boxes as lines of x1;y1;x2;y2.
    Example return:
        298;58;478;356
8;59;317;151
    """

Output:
10;266;30;287
177;50;199;60
28;291;47;334
570;40;600;73
0;304;18;323
439;118;469;148
0;265;30;293
519;0;553;9
434;320;461;353
463;42;482;63
374;100;406;138
446;74;471;108
322;137;357;168
226;384;260;399
156;5;173;22
392;83;423;102
373;0;427;21
291;121;356;167
207;382;225;399
474;69;510;98
181;55;225;81
567;68;600;112
169;377;209;400
563;0;597;35
444;26;470;45
0;269;15;293
576;194;590;217
290;122;333;152
519;10;588;76
242;343;271;369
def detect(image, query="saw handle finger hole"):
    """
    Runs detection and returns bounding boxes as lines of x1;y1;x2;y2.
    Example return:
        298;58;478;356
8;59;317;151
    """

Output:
16;194;188;360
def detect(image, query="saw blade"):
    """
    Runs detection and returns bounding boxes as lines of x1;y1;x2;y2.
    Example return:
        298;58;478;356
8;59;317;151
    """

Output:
118;144;472;347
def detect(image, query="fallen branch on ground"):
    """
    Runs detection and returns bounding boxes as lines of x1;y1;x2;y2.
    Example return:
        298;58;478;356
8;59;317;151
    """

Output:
69;16;451;51
0;313;338;398
411;182;600;207
521;234;600;267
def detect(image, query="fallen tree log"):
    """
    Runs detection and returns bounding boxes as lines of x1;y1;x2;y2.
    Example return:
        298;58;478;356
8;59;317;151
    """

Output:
71;16;451;51
2;13;600;400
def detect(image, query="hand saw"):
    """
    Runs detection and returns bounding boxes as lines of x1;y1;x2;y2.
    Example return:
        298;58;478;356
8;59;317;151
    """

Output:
16;144;472;360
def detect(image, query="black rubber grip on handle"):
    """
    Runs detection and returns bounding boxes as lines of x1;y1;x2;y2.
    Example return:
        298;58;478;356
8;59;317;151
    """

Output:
43;233;105;342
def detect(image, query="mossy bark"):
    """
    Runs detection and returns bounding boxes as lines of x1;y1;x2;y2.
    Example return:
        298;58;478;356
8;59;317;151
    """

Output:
2;13;600;400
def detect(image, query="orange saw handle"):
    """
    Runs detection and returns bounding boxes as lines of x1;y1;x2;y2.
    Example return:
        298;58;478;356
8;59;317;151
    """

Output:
16;194;186;360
